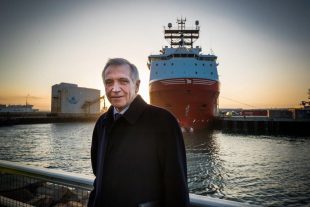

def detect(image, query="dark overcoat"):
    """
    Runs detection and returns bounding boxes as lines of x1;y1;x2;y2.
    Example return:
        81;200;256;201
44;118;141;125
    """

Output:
88;95;189;207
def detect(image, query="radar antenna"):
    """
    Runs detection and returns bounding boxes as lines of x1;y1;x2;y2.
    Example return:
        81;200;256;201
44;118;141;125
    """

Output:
164;18;200;48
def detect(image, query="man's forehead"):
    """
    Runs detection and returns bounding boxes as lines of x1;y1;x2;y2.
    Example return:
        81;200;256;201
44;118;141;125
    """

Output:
105;64;130;74
104;65;131;80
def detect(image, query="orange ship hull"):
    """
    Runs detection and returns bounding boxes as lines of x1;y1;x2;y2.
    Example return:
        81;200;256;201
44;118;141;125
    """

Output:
149;78;220;130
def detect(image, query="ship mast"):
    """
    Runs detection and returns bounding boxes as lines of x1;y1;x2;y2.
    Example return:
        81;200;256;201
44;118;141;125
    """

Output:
164;18;200;48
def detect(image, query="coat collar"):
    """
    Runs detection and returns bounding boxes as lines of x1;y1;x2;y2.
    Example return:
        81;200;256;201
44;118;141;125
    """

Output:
101;95;147;125
123;95;148;124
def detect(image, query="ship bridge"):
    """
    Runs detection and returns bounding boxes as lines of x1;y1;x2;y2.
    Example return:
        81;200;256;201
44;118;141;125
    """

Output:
148;18;217;69
148;47;217;70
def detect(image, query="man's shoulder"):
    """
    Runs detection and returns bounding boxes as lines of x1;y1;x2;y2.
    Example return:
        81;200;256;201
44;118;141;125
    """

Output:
144;104;178;122
95;111;110;126
145;104;169;114
98;112;107;121
143;104;182;135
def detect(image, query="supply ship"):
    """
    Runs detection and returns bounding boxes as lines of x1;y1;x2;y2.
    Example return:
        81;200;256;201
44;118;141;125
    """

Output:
148;18;220;131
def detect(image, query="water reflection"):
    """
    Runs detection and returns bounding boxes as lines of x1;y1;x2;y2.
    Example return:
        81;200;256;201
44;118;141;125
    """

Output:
0;123;94;175
1;124;310;206
48;123;93;174
183;129;226;197
0;124;53;167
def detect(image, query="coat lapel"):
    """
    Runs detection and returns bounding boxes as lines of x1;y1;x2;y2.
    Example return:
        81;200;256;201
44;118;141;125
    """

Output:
123;95;148;125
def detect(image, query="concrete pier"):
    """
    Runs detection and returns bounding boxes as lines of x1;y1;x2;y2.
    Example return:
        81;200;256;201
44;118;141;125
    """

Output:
0;112;100;126
217;117;310;136
1;112;309;136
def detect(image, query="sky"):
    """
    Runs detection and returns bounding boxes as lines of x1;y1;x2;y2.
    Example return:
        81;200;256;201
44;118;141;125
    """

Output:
0;0;309;111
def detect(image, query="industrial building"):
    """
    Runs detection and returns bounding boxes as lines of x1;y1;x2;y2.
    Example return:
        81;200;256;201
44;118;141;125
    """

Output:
51;83;101;114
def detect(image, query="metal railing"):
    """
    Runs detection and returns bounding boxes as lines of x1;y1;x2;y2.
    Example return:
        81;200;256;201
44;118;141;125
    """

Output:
0;160;255;207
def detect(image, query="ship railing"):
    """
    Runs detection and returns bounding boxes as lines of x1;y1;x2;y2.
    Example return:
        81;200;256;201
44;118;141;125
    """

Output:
0;160;254;207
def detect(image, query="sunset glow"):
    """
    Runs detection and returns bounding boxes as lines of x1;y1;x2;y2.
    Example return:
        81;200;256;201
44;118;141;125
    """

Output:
0;0;309;111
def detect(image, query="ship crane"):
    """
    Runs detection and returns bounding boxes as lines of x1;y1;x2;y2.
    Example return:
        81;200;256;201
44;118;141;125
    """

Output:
81;96;106;114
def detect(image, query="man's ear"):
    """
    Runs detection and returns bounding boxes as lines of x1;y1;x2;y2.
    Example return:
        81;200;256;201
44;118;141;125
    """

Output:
135;80;140;93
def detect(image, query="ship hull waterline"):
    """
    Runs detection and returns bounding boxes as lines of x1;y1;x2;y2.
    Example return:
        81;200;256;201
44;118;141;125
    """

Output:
149;78;220;131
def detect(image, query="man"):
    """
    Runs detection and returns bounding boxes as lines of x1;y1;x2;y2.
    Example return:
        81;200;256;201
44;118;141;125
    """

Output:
88;58;189;207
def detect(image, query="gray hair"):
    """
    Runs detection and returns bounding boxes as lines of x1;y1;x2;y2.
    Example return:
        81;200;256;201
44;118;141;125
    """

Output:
102;58;140;82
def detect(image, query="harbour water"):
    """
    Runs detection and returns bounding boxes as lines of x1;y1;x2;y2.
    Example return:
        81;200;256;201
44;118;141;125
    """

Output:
0;122;309;206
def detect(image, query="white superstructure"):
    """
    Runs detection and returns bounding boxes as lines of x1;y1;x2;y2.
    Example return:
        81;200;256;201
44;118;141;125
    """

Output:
51;83;100;114
148;46;218;83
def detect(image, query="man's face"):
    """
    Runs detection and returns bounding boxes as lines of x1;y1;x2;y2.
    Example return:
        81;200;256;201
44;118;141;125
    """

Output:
104;64;140;112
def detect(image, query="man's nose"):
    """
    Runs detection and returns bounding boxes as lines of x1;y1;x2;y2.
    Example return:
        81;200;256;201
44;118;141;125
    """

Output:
112;82;121;92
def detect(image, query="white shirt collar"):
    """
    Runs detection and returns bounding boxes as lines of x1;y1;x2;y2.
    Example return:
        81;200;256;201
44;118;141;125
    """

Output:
113;105;130;115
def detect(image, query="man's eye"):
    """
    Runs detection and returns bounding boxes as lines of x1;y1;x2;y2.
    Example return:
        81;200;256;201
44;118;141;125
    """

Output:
105;80;113;85
120;79;129;84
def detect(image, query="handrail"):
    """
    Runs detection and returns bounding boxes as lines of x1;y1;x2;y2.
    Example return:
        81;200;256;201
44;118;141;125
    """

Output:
0;160;93;191
0;160;256;207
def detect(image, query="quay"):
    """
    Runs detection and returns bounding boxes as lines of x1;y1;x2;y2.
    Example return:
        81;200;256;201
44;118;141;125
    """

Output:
1;112;310;136
215;116;310;136
0;112;99;126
